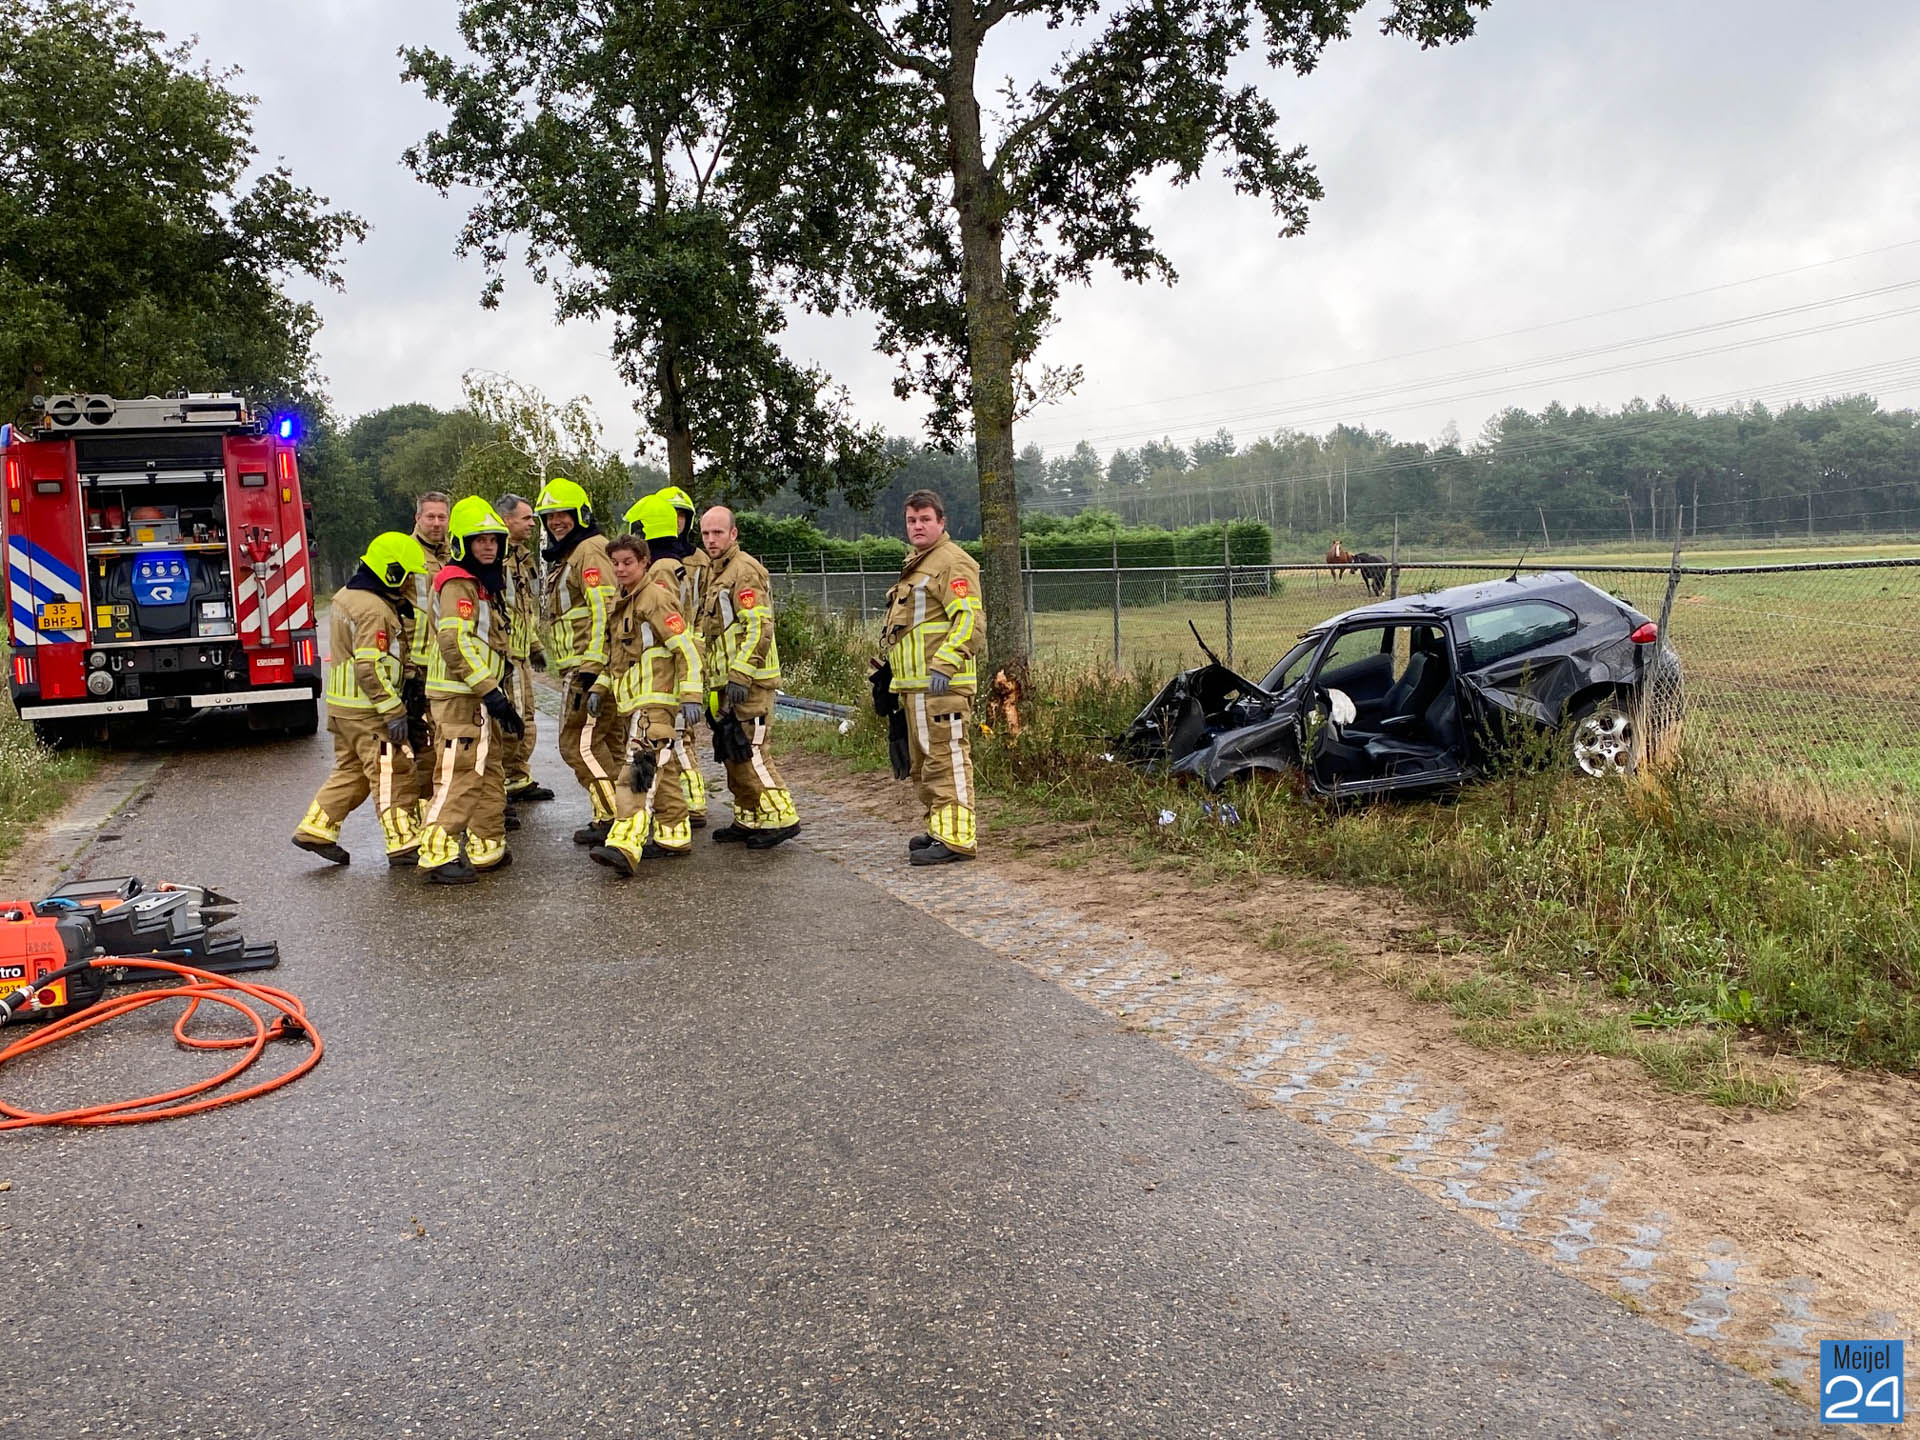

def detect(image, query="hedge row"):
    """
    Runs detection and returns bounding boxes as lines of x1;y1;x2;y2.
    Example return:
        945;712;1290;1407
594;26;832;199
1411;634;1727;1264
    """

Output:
740;513;1273;575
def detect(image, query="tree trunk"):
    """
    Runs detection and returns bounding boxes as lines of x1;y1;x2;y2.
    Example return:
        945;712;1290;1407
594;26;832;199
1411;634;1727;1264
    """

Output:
945;9;1026;673
655;343;696;492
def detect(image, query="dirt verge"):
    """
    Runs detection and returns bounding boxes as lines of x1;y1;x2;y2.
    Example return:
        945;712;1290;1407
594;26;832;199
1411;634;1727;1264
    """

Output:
784;745;1919;1392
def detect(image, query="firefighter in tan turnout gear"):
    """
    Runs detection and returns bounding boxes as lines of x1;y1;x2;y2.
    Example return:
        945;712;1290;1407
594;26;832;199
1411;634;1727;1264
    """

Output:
879;489;983;865
497;493;554;804
292;533;431;867
403;492;452;797
662;487;711;828
537;477;622;846
626;491;710;830
587;528;706;876
695;506;800;848
416;498;527;885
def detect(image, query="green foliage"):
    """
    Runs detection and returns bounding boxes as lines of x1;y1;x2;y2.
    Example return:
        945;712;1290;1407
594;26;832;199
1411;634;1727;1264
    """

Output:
0;0;365;418
0;700;96;864
400;0;895;506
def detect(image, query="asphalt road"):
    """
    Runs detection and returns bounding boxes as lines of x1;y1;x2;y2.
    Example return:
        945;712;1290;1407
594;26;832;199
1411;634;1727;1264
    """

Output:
0;724;1822;1438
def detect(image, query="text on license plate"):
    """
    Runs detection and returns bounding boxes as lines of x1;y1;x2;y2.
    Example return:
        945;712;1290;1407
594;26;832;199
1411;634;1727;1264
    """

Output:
37;603;82;630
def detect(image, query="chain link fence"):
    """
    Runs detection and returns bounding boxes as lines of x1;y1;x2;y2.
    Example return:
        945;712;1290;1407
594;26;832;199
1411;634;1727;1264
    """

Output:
767;549;1920;808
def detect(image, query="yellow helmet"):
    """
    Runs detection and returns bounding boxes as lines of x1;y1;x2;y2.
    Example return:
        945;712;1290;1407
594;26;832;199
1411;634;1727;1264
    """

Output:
535;476;593;527
661;486;694;516
627;493;679;541
360;532;429;589
447;495;509;562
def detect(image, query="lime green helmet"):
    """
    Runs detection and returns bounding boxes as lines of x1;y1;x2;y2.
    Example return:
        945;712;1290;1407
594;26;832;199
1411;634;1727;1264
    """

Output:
361;532;429;589
447;495;509;562
535;476;593;528
627;493;679;541
662;486;696;536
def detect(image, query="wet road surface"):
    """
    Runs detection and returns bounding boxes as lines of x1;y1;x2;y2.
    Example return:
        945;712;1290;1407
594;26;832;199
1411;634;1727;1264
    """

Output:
0;726;1820;1437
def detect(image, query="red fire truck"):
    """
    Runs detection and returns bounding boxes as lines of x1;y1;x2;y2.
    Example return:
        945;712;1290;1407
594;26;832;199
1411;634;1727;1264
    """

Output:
1;393;321;744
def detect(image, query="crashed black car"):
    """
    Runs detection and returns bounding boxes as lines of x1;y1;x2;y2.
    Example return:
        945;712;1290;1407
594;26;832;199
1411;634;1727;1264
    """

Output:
1122;572;1683;799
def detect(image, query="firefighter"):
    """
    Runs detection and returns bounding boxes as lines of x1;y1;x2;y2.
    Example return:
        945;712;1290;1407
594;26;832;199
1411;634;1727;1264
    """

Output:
536;477;621;845
661;486;711;828
695;506;799;848
497;492;554;804
403;492;452;803
879;488;983;865
416;497;526;884
291;532;431;867
588;534;705;876
625;493;709;829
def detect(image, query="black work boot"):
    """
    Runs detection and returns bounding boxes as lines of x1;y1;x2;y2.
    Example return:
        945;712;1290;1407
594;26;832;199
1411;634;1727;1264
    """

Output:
386;847;420;869
745;823;800;851
511;782;556;802
426;857;479;885
573;819;612;846
688;812;708;829
640;841;690;860
909;839;974;867
292;834;350;866
709;823;752;844
589;845;635;876
908;833;936;853
504;809;522;831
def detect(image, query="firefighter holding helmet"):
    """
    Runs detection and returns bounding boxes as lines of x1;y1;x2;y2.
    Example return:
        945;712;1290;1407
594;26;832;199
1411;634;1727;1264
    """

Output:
588;530;705;875
416;497;525;884
292;532;430;867
537;477;622;845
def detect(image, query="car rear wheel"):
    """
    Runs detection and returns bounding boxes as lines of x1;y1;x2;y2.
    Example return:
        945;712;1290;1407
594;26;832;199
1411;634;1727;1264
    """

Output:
1568;696;1634;778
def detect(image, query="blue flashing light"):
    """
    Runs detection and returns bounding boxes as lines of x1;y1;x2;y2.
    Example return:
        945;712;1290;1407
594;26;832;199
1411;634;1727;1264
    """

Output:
276;414;299;442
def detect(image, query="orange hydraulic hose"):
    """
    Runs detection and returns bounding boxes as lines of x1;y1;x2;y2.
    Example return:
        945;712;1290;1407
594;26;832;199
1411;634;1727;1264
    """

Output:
0;958;321;1130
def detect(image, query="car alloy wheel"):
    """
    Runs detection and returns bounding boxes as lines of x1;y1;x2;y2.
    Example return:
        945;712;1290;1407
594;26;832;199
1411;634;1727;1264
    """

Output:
1570;699;1634;778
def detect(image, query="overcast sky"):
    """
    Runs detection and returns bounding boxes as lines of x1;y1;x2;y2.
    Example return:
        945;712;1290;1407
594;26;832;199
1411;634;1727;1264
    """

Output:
138;0;1920;466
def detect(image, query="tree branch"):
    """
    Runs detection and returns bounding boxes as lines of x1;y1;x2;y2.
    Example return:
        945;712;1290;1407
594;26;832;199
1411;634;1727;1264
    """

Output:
825;0;945;81
989;73;1098;182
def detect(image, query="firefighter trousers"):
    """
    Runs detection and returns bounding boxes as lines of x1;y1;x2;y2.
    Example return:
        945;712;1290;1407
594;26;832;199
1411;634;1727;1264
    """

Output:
719;683;798;830
502;659;541;796
558;669;622;822
905;690;976;854
295;710;420;857
605;710;691;861
416;696;509;871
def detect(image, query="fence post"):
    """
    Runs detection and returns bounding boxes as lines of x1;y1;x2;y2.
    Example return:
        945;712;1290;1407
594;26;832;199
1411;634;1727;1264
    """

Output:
857;549;868;623
1389;515;1401;599
819;550;830;613
1641;528;1685;771
1222;526;1235;671
1111;536;1122;672
1023;542;1035;658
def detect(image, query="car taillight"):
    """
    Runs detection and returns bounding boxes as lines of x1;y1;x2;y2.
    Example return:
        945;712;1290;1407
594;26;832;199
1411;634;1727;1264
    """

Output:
295;637;316;668
12;655;33;687
1629;621;1658;644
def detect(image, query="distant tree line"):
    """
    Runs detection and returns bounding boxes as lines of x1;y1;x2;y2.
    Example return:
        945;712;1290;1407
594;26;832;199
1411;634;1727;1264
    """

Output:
1003;396;1920;550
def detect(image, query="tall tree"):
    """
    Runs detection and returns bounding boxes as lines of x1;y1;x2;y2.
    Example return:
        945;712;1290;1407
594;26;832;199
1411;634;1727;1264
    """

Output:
400;0;896;507
831;0;1487;667
0;0;365;418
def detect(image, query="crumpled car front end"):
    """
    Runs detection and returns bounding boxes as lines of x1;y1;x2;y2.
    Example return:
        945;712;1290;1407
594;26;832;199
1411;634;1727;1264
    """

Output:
1119;662;1305;789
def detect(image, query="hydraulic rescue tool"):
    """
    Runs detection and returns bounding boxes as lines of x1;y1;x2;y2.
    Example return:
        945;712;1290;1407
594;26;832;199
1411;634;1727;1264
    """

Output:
0;876;318;1129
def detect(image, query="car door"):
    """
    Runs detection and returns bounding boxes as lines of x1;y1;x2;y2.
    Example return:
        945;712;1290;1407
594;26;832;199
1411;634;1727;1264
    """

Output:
1451;599;1584;763
1301;619;1471;800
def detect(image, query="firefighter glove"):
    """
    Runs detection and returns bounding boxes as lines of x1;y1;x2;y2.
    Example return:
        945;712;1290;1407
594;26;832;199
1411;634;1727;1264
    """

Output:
531;651;547;673
403;674;429;720
385;712;410;748
679;700;704;730
585;687;605;718
887;709;912;780
483;687;526;738
629;746;658;795
928;670;951;697
723;680;750;711
869;660;897;716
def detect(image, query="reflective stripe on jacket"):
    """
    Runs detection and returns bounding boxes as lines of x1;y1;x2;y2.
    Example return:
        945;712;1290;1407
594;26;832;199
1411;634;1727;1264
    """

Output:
405;531;452;671
542;533;614;673
325;586;406;715
883;537;982;693
504;541;544;662
426;569;507;698
696;543;779;686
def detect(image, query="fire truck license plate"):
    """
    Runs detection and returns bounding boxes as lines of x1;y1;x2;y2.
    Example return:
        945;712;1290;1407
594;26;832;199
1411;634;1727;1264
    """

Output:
36;603;82;630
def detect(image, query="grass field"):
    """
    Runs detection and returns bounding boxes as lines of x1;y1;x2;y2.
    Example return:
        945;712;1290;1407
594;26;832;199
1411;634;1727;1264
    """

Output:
778;539;1920;806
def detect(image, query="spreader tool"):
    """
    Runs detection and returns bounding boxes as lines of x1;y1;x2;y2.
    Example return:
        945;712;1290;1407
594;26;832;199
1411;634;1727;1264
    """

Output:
0;876;317;1129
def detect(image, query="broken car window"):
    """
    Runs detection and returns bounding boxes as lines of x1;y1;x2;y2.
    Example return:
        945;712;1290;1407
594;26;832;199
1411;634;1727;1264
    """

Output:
1458;601;1577;669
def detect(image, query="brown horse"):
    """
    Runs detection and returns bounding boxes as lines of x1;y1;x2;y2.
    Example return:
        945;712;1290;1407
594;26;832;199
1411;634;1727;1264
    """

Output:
1326;539;1354;579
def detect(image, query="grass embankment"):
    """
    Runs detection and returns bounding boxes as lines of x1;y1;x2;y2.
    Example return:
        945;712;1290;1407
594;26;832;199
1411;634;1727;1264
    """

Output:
779;606;1919;1104
0;701;98;866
